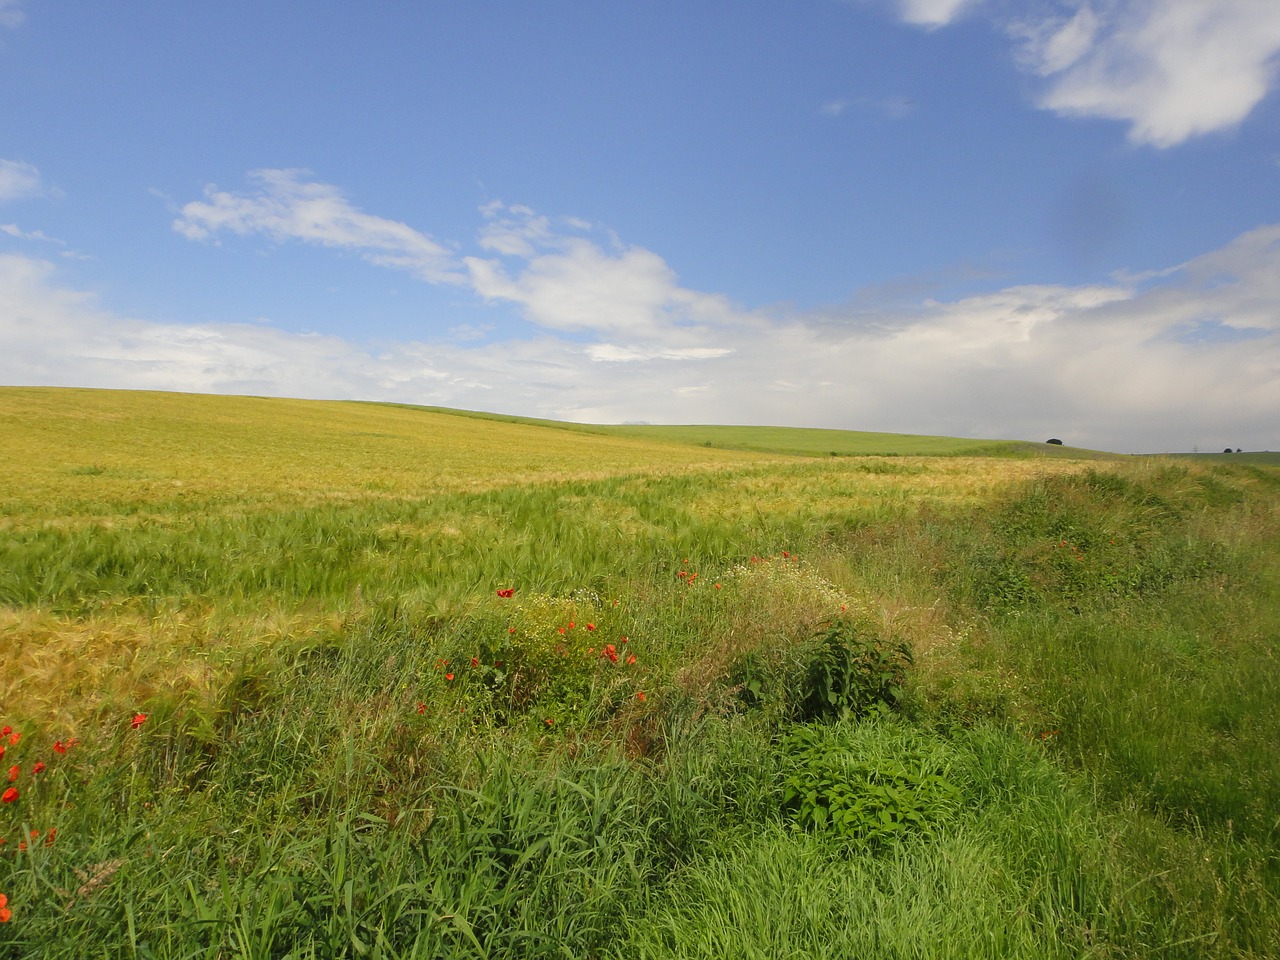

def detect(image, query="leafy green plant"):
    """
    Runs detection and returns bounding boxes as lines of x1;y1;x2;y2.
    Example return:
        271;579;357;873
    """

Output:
795;619;912;722
779;724;960;848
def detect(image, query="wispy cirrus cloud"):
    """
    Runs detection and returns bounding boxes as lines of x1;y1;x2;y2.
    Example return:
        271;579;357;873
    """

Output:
1;223;61;243
895;0;979;29
890;0;1280;146
173;168;466;284
0;0;24;30
0;159;43;202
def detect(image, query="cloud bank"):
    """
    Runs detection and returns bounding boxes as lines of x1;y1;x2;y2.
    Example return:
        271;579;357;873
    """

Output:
3;170;1278;453
893;0;1280;146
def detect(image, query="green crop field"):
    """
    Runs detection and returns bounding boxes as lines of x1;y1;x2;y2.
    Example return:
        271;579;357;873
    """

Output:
2;387;1278;958
376;403;1068;458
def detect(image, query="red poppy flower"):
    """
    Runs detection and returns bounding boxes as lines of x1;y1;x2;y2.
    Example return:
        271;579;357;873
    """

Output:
416;702;426;715
1;787;17;803
470;657;480;667
131;714;148;729
781;551;790;558
52;741;67;754
32;762;45;775
620;636;628;643
44;828;56;846
444;673;454;682
567;621;575;629
636;691;646;702
0;892;9;923
544;718;554;727
496;588;515;598
601;644;618;663
6;766;17;783
0;726;9;736
585;623;596;631
7;733;18;746
0;746;4;760
626;654;637;666
714;583;722;590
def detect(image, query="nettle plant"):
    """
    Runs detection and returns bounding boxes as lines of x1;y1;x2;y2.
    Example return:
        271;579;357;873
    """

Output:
779;725;961;849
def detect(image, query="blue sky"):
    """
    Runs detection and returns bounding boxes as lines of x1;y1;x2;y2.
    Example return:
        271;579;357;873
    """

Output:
2;1;1278;453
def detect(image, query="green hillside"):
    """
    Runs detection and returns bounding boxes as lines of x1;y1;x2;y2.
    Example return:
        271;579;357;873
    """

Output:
375;401;1096;457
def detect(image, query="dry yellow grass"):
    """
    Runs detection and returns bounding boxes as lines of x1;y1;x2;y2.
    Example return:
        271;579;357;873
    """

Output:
0;387;778;524
686;456;1100;524
0;603;341;730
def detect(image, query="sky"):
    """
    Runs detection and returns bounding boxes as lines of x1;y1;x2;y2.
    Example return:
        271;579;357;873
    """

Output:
2;1;1279;454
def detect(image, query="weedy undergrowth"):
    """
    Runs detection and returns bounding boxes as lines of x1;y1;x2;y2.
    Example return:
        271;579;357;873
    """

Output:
779;721;961;848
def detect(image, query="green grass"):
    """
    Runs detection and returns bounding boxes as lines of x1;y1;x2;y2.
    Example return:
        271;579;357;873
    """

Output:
371;400;1080;457
1169;452;1280;466
2;388;1278;957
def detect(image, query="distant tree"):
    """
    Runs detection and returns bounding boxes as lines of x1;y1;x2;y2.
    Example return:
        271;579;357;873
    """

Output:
1237;448;1243;453
1046;438;1063;445
1224;448;1234;454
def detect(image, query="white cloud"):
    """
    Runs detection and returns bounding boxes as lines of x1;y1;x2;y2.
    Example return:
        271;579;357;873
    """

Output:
466;235;739;344
895;0;980;28
173;169;465;284
173;176;745;355
9;211;1280;452
0;159;43;202
1026;1;1280;147
898;1;1280;147
1;222;63;244
0;0;23;29
1014;4;1100;75
586;343;734;362
464;202;747;354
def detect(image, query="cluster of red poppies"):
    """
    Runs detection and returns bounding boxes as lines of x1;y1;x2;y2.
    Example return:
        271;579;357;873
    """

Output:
0;723;85;923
